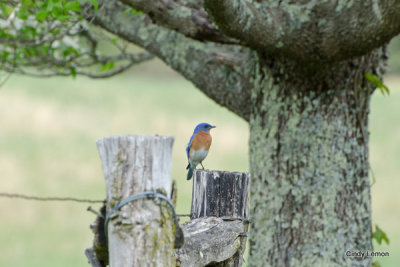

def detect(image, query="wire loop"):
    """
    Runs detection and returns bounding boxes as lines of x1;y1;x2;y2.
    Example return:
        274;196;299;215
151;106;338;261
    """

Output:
104;191;178;238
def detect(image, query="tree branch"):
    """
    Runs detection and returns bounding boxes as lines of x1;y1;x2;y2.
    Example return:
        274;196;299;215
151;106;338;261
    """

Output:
203;0;292;55
204;0;400;62
314;0;400;60
90;0;254;120
119;0;238;44
6;52;153;79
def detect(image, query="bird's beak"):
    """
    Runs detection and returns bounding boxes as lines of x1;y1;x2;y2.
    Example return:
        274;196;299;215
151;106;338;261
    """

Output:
210;125;216;129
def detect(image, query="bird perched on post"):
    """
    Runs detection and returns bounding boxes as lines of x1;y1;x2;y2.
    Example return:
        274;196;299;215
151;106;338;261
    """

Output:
186;123;216;180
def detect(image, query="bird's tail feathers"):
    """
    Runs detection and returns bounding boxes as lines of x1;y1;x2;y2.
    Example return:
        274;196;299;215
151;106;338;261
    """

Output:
187;166;194;180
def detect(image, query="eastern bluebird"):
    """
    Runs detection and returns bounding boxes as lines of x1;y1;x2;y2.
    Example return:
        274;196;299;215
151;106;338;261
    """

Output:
186;123;216;180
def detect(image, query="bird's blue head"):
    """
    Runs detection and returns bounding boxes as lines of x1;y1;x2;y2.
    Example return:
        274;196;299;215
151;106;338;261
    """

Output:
194;122;216;133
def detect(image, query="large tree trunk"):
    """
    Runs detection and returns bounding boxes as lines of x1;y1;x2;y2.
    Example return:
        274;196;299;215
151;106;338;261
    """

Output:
248;49;386;266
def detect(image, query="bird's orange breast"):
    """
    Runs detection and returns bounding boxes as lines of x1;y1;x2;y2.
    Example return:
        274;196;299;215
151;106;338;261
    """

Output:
191;131;212;151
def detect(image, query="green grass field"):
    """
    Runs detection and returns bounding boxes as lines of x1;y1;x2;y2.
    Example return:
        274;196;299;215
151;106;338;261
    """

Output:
0;60;398;266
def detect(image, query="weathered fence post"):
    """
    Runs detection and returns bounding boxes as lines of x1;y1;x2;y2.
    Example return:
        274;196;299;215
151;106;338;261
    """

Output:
191;170;249;220
96;135;175;267
192;170;250;267
175;169;250;266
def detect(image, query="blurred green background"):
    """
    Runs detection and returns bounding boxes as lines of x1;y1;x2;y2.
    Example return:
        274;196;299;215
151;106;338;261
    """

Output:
0;36;399;266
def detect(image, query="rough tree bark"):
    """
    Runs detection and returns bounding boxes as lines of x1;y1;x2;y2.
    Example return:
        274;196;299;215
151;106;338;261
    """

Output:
248;52;385;266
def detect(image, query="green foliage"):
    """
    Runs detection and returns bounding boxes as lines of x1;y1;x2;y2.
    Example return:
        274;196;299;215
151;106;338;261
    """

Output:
372;225;390;245
64;1;82;13
17;6;30;19
70;66;77;78
22;0;83;21
0;1;83;73
101;61;114;72
35;10;50;21
365;73;390;95
0;0;134;80
123;7;143;15
84;0;98;11
111;37;120;44
371;224;389;267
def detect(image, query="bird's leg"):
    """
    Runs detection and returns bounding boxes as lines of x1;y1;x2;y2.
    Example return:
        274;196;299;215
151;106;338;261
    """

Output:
200;162;205;170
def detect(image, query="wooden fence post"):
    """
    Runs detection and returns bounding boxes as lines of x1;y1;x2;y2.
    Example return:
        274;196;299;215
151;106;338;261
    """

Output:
191;169;250;266
96;135;175;267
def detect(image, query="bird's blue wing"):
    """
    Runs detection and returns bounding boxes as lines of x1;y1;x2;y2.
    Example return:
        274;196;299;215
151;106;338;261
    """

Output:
186;133;194;161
